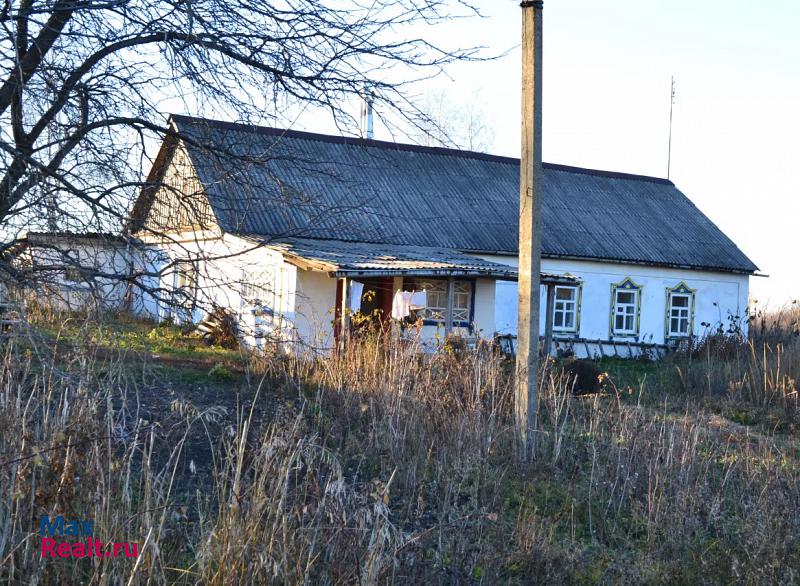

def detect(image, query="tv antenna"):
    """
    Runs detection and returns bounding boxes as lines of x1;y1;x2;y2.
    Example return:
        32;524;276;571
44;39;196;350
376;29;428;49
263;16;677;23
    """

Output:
667;76;675;180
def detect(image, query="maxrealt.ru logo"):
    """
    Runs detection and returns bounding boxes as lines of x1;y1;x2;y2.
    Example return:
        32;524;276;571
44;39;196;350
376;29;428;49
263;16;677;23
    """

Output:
40;516;139;558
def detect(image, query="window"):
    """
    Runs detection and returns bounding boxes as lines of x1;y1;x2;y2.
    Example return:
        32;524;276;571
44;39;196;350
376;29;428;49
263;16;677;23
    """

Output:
241;268;288;316
64;267;91;283
404;278;472;326
172;261;198;318
175;262;196;293
666;282;695;338
241;270;274;305
62;249;93;284
610;278;642;336
553;285;580;333
614;290;637;333
452;281;471;323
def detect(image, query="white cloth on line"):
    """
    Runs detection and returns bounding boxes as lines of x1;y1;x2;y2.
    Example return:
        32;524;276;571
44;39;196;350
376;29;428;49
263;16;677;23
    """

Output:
391;290;414;319
392;290;427;319
349;281;364;312
410;290;427;310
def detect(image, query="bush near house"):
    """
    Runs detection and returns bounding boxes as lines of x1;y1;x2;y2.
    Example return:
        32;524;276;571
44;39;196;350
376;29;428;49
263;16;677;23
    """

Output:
0;306;798;584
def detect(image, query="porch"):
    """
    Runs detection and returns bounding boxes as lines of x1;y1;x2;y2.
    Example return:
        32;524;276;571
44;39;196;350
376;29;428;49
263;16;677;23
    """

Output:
269;237;577;352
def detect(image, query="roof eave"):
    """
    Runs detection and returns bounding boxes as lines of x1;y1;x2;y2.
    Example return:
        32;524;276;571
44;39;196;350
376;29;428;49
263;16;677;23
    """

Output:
331;268;516;279
330;268;578;285
460;250;758;275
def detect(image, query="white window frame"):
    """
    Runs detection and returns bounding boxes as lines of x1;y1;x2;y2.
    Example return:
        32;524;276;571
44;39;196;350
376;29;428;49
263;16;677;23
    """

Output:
667;292;692;337
171;260;198;322
612;287;639;336
552;285;579;333
451;281;471;323
175;262;196;293
64;266;91;284
665;283;696;339
61;248;93;286
241;269;275;308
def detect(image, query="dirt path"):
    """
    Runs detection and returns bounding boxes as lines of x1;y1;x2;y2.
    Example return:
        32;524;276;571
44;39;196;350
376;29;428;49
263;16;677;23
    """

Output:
109;359;293;490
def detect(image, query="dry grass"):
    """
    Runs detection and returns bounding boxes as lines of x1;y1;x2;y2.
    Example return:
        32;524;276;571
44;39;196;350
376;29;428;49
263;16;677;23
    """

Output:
1;310;799;584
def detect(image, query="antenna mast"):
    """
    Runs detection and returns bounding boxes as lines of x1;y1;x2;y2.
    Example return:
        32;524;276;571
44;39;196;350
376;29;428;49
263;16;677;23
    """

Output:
360;90;374;140
667;76;675;179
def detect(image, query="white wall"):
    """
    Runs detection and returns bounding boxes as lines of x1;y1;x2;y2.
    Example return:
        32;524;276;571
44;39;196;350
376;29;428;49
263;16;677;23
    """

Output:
294;269;337;352
136;233;299;348
487;255;750;352
23;240;135;312
137;234;372;354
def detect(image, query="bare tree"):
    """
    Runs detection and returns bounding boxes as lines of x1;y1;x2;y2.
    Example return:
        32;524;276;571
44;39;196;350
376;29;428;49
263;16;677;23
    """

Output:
0;0;484;243
0;0;491;324
414;88;495;152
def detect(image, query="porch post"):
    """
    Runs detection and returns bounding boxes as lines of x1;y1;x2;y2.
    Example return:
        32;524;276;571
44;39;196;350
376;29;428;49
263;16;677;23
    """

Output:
446;276;455;334
543;283;555;358
339;276;349;352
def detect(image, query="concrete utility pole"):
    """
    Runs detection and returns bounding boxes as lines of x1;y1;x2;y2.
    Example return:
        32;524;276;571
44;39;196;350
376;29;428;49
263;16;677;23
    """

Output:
516;0;544;460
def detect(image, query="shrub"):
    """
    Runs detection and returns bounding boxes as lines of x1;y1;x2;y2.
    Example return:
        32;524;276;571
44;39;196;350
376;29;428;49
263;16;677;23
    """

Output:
207;362;234;381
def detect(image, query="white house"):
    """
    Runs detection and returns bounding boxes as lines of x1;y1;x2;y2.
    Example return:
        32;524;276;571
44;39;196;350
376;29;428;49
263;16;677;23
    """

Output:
127;115;757;356
9;232;138;312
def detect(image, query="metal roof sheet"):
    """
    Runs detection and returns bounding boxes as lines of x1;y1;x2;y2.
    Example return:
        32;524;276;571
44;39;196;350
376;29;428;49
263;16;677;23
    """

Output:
169;115;758;274
255;236;575;283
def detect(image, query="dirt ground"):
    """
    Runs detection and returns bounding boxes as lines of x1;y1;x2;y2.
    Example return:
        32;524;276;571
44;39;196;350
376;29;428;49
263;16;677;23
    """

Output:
109;358;295;490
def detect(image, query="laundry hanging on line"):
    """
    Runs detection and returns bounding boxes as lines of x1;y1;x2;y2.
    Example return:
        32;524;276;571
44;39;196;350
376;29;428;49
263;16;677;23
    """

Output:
349;281;364;312
391;289;427;319
410;291;426;310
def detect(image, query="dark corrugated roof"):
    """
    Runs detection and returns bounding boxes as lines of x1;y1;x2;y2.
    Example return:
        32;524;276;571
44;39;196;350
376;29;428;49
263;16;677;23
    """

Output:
25;231;131;244
168;115;758;274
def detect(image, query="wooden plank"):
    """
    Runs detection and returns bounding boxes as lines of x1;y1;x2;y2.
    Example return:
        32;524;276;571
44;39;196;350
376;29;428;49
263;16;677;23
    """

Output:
446;276;455;334
543;283;555;358
339;277;349;352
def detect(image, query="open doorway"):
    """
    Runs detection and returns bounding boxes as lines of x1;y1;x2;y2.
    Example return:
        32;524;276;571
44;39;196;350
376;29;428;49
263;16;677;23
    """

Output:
335;276;394;344
357;277;394;325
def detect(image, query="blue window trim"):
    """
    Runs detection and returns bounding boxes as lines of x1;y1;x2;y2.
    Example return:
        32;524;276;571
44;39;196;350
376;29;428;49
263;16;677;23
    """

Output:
404;277;476;331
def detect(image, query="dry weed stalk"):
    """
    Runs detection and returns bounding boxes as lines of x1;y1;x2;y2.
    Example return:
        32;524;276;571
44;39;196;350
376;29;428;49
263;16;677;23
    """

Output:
0;315;798;583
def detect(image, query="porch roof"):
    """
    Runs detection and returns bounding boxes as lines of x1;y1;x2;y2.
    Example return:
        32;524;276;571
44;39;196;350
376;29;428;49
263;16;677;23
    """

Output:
261;237;577;285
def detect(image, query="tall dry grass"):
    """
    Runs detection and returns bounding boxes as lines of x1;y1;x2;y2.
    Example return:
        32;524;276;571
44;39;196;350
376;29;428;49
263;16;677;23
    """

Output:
0;312;799;584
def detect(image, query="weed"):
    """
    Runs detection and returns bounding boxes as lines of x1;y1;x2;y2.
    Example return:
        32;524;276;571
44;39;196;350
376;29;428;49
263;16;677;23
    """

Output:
0;310;798;583
207;362;234;381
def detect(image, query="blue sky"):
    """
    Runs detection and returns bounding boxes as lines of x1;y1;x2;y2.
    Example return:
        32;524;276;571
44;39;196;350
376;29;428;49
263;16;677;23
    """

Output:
274;1;799;305
317;1;799;304
459;1;799;305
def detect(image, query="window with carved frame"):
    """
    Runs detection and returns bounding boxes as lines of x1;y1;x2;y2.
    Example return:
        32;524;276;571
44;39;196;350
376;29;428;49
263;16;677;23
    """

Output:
403;278;473;326
666;282;696;338
610;278;642;337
